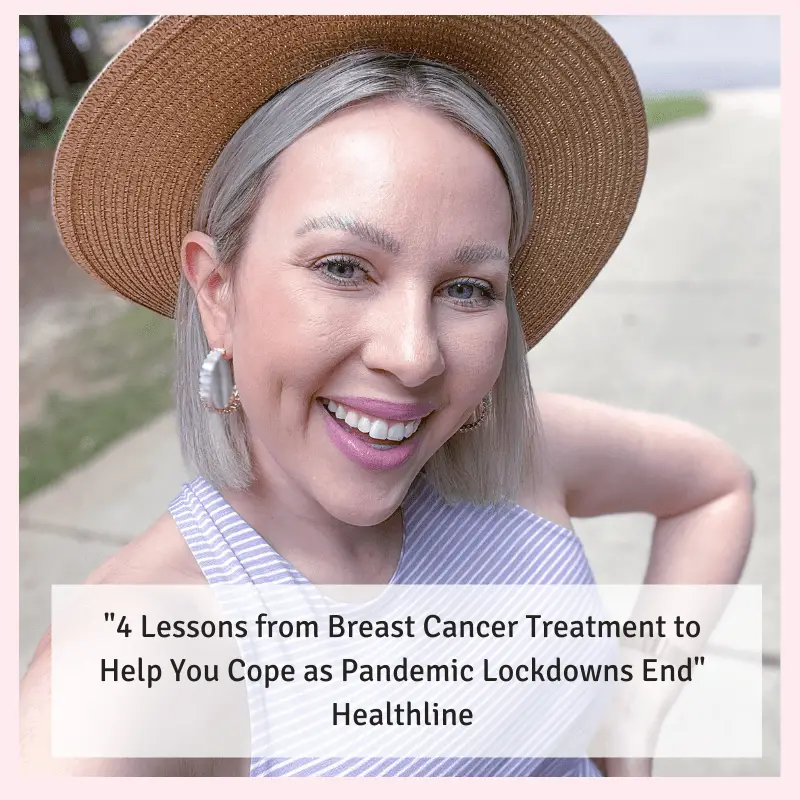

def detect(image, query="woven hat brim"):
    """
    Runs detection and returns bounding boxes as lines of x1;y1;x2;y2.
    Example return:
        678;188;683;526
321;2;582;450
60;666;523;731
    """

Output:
52;15;648;349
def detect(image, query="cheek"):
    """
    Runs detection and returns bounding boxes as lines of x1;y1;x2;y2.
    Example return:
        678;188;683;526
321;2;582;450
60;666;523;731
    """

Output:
227;276;357;410
440;313;508;395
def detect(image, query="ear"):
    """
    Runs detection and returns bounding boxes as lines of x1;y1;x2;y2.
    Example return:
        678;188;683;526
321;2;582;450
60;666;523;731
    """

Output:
181;231;235;356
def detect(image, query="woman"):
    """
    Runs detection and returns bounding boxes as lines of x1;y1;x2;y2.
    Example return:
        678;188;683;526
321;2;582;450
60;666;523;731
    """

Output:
21;16;754;777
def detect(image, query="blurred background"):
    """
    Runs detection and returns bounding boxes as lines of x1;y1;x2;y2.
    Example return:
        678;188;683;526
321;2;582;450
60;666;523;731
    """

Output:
20;15;162;497
19;16;780;776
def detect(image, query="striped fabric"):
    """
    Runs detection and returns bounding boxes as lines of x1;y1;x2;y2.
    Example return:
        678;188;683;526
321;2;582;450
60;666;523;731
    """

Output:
169;474;602;777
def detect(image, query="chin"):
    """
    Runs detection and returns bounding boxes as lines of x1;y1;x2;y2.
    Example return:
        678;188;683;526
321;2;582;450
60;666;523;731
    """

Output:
316;480;411;527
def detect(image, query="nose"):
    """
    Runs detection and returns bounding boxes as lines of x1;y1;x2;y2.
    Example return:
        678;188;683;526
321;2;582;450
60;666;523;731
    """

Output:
360;292;446;387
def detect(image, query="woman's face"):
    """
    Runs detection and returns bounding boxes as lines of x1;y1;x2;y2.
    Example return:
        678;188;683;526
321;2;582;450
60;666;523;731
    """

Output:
213;99;512;525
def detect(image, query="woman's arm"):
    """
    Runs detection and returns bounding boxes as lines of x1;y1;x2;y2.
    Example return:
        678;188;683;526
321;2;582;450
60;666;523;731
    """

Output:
531;393;755;776
535;392;754;583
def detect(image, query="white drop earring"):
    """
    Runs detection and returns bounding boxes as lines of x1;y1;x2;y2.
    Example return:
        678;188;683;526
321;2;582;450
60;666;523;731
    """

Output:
199;347;241;414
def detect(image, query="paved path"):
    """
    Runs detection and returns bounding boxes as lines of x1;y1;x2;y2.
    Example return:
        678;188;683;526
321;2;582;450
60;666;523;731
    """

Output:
527;88;780;775
20;90;779;776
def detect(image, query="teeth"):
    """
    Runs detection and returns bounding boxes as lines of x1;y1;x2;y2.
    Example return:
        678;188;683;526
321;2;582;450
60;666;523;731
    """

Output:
387;423;405;441
344;410;359;427
369;419;389;440
323;399;424;443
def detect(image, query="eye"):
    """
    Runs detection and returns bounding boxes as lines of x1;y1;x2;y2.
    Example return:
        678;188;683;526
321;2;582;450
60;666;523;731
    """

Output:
440;278;497;308
314;256;369;287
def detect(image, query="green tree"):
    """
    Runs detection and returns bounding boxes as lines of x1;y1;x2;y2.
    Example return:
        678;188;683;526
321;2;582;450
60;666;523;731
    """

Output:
21;15;69;101
45;15;89;87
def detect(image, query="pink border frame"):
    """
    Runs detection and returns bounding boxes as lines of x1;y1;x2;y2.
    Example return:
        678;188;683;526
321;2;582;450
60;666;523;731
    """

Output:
11;1;796;794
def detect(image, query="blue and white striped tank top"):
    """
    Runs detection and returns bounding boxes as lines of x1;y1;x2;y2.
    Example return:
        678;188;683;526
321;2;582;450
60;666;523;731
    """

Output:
169;474;602;777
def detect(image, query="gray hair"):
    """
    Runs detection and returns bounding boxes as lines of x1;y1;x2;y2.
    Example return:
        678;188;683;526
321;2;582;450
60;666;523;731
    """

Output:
176;49;537;506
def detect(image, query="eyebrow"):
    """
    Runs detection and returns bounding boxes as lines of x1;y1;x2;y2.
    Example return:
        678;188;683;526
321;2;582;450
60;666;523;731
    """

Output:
295;214;401;255
452;242;509;266
295;213;509;265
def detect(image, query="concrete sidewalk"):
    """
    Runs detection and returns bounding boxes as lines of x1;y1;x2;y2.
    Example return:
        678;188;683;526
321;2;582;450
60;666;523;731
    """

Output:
19;90;780;775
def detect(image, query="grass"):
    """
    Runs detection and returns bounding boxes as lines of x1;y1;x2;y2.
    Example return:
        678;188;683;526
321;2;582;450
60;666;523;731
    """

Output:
20;306;175;500
19;92;709;501
644;93;709;128
20;380;174;499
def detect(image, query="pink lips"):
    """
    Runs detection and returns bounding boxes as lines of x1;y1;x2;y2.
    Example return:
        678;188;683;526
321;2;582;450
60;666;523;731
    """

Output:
327;396;437;422
320;401;426;471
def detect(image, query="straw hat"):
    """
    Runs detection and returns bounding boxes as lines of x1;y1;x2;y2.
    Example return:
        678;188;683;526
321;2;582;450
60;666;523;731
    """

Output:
52;15;648;349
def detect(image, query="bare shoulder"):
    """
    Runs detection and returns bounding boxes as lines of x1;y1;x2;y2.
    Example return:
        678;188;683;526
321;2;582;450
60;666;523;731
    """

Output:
513;392;575;530
27;513;202;667
87;511;206;587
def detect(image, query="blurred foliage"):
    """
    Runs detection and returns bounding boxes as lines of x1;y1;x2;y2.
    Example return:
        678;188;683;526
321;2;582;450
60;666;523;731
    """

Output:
19;92;78;151
19;15;152;151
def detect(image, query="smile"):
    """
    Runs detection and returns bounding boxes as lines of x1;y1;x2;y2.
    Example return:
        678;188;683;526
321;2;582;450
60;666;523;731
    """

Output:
320;398;424;448
318;397;430;471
